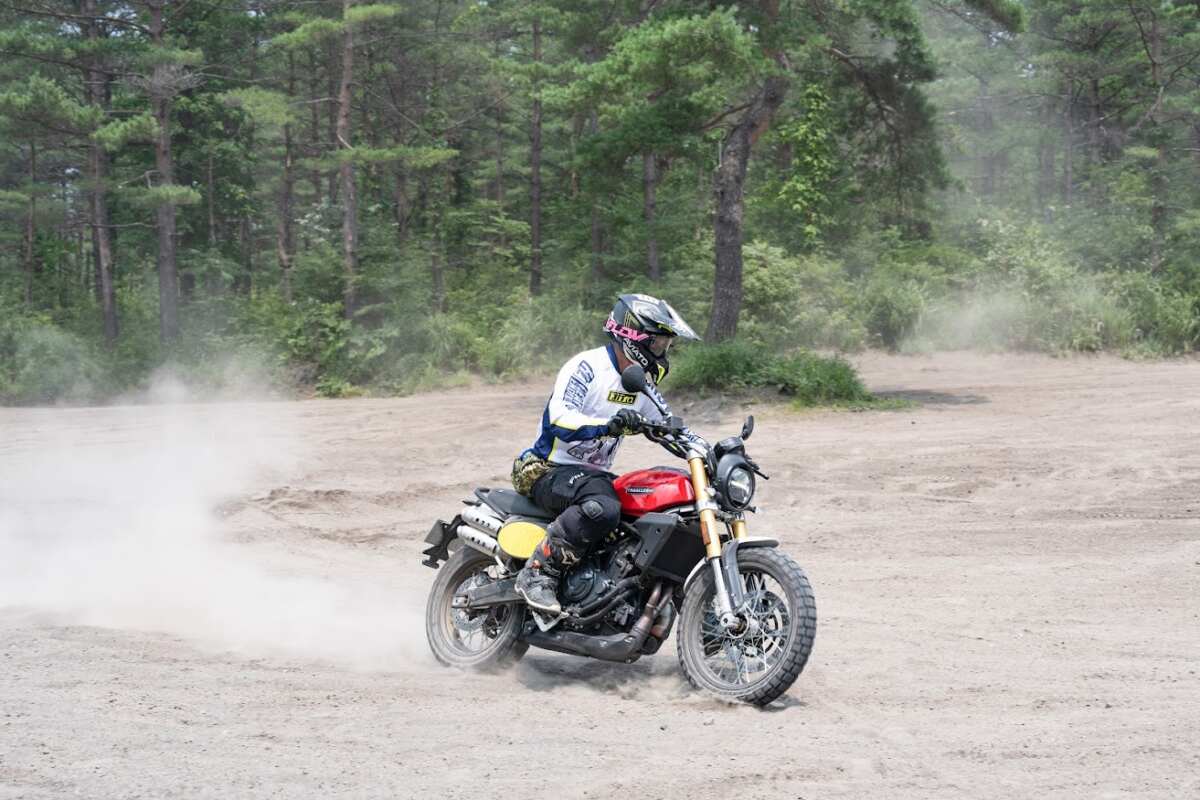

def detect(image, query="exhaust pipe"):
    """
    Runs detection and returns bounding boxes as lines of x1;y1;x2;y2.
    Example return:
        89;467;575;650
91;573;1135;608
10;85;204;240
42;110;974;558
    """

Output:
457;524;501;558
461;504;502;534
457;504;504;558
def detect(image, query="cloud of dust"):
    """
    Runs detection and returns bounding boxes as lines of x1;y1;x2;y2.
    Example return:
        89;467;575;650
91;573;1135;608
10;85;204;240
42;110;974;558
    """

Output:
904;290;1029;352
0;377;427;671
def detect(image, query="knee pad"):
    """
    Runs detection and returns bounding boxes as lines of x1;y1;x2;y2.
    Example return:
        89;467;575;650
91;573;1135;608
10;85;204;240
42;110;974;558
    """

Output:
581;499;606;521
582;496;621;530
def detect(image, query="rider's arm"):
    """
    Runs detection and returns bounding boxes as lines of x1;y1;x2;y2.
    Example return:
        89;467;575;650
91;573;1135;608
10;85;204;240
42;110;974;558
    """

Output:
544;356;612;442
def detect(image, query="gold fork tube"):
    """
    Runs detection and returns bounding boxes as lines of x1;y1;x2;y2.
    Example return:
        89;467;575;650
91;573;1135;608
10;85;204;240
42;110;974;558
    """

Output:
731;519;748;541
688;456;722;559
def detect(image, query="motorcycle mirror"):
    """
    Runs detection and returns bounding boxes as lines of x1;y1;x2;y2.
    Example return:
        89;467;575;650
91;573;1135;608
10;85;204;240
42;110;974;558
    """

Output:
741;415;755;440
620;364;648;395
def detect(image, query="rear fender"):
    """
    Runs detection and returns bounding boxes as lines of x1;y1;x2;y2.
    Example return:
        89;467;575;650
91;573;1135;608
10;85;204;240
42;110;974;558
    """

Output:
421;514;462;569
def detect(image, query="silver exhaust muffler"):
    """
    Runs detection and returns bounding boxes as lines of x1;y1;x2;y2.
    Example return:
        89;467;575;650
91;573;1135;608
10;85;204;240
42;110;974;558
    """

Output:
458;504;504;558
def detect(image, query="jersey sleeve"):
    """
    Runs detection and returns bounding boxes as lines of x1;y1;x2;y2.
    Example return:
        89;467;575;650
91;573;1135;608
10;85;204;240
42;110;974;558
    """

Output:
636;392;666;423
545;355;612;442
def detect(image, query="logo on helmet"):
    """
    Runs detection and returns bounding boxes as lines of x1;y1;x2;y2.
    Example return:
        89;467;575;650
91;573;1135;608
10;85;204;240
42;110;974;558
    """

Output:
605;316;649;341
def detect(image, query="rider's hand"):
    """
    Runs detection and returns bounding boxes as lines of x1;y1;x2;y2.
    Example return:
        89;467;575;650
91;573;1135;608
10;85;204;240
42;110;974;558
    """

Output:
608;408;647;436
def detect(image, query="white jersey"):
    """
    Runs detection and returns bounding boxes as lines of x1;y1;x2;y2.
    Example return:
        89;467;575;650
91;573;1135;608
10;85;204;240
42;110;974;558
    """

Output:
520;345;668;471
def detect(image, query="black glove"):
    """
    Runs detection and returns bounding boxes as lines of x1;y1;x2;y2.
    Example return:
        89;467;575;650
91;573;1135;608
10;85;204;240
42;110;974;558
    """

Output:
608;408;647;436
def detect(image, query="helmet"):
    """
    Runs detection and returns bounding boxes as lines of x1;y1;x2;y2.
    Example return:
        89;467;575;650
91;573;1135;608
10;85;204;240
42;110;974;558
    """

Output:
604;293;700;382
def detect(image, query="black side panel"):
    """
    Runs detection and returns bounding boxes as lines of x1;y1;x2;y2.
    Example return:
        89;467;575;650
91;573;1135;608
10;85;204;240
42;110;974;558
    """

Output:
643;516;705;583
632;512;680;572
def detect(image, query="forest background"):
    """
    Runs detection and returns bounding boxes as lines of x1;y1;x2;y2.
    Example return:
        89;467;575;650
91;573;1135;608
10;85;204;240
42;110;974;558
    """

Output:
1;0;1198;404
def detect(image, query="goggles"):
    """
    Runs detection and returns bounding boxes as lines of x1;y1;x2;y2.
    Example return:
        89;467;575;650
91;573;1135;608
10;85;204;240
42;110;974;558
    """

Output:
647;334;673;357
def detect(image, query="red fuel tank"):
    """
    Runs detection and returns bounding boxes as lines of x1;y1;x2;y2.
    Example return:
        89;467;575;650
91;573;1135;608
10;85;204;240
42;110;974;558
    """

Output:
614;467;696;516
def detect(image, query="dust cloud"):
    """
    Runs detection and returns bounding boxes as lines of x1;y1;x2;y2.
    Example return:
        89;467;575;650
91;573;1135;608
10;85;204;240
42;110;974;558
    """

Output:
0;382;426;671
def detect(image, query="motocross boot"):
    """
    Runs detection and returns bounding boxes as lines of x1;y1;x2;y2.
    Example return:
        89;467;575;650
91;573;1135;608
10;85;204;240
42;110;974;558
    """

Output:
513;523;579;615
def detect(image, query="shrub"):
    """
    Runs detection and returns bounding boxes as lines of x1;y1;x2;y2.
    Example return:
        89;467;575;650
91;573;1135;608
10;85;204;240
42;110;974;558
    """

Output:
861;274;926;350
668;340;871;406
0;311;101;404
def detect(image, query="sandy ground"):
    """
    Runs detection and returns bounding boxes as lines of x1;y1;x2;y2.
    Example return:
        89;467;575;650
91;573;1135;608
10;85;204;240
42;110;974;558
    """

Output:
1;352;1198;799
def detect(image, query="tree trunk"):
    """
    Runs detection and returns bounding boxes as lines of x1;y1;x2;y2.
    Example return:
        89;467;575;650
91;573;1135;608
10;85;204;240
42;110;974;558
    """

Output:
150;1;180;343
587;111;603;280
590;202;605;281
239;214;253;293
81;0;118;342
1146;9;1166;274
90;140;118;343
707;74;789;342
277;53;296;301
308;50;323;203
1061;82;1074;207
22;142;36;306
336;0;359;318
643;151;661;281
494;100;506;248
528;19;543;296
392;170;410;242
431;204;447;314
327;39;340;204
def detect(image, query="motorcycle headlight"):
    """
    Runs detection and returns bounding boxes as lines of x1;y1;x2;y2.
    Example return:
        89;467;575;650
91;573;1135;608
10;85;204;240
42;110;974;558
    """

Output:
725;466;755;509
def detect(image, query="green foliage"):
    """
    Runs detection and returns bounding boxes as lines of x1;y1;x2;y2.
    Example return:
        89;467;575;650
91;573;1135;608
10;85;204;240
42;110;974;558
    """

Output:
772;85;836;245
0;308;101;404
271;18;344;49
739;241;866;351
669;340;872;406
135;185;204;208
219;88;295;129
93;113;158;149
0;0;1194;411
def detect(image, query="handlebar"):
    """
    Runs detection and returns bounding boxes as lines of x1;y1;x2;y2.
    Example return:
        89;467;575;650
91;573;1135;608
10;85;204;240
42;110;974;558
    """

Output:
636;417;698;461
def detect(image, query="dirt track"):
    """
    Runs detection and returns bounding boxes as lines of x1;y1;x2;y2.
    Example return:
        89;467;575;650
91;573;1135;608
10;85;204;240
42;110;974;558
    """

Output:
2;352;1198;799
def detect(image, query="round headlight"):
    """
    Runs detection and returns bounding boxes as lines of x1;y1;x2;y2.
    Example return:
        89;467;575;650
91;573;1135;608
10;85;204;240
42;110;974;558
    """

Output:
725;466;755;508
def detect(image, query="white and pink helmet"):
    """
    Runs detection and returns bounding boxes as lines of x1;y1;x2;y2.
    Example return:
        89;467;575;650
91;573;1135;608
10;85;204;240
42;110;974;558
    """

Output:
605;293;700;382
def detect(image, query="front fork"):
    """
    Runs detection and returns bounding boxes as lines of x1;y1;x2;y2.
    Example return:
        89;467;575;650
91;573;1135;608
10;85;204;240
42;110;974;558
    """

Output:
688;456;748;625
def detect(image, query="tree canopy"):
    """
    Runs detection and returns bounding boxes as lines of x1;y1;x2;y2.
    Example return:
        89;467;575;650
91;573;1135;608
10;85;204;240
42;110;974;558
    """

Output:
4;0;1199;403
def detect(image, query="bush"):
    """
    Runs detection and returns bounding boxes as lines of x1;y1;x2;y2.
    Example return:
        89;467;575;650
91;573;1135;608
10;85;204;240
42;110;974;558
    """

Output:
740;241;866;351
1106;272;1199;354
0;311;101;404
669;340;872;406
861;273;926;350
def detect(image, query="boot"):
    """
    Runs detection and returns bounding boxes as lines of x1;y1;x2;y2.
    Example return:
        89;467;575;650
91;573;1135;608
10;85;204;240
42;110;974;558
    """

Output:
514;524;578;615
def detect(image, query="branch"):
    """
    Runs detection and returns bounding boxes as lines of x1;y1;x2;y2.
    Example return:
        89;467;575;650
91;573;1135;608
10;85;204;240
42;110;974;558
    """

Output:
0;1;150;34
699;102;753;132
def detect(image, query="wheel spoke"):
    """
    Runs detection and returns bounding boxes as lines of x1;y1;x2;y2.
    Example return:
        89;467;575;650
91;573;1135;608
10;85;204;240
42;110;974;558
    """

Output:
692;567;794;688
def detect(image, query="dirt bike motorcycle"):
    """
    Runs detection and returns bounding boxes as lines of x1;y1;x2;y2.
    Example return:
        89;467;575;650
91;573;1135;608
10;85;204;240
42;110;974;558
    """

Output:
421;365;816;705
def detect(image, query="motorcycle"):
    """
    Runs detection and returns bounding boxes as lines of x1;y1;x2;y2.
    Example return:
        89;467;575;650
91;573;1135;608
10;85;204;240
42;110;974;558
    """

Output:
420;364;816;705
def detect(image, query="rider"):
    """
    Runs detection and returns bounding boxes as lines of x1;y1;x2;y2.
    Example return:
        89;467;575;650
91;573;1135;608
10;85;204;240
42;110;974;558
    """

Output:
511;294;700;614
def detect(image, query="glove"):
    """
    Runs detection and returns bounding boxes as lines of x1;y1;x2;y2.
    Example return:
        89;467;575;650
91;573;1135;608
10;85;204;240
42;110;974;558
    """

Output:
607;408;647;436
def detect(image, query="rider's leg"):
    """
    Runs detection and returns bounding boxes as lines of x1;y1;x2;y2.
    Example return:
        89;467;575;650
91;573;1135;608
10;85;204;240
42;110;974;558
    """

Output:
514;467;620;614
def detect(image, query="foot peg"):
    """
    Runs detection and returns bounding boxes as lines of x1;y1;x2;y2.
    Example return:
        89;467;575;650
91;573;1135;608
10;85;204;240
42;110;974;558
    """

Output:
531;610;564;633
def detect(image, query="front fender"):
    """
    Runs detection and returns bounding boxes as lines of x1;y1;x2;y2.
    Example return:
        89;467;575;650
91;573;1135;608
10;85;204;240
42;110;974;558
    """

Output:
682;536;779;603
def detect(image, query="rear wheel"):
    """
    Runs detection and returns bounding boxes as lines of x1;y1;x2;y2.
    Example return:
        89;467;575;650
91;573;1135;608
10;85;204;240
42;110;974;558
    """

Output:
425;547;528;669
677;547;816;706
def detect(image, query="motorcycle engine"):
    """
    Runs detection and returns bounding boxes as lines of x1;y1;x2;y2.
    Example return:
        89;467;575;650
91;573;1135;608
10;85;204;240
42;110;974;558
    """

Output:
561;536;641;631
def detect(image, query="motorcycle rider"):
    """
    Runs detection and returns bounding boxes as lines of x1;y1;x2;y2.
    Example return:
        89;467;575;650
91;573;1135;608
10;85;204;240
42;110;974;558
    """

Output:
511;294;700;614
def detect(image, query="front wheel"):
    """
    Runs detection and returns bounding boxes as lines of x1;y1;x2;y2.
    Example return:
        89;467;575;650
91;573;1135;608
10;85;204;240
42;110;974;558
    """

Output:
425;547;528;669
677;547;816;706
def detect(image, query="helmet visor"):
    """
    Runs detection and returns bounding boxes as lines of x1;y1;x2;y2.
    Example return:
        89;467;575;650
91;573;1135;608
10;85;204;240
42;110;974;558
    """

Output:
647;334;673;357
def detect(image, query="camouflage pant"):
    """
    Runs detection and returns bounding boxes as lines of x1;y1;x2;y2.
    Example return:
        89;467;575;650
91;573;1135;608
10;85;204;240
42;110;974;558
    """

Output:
511;451;553;496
